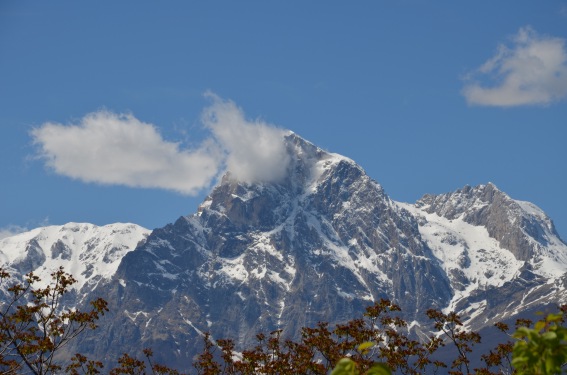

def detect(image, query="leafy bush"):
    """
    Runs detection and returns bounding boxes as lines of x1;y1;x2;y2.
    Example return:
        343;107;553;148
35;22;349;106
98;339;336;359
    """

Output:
0;267;107;374
511;309;567;375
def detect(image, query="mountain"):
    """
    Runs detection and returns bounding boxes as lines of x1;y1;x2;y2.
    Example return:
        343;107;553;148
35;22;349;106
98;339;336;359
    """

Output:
0;222;150;297
1;133;566;369
401;183;567;329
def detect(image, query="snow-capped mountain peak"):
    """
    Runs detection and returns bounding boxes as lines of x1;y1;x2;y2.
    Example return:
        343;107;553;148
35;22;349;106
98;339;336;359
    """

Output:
415;183;566;263
400;182;567;321
0;222;150;291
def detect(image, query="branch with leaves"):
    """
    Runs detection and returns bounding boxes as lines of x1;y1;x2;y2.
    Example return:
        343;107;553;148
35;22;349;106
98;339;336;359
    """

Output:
0;267;107;375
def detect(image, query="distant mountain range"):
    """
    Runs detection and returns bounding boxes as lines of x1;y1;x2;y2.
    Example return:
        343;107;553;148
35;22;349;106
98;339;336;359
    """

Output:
2;133;566;369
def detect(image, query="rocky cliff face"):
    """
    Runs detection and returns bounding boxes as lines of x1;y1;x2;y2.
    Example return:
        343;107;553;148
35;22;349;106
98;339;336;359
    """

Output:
76;134;454;367
417;183;565;263
402;183;567;329
2;134;566;370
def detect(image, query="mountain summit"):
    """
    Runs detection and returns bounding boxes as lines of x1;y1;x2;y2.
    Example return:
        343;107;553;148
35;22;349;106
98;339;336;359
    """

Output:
401;182;567;327
2;133;566;368
0;222;149;293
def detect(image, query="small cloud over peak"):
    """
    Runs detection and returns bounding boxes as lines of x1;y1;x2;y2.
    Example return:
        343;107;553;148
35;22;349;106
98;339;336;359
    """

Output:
202;93;291;184
462;26;567;107
30;94;292;195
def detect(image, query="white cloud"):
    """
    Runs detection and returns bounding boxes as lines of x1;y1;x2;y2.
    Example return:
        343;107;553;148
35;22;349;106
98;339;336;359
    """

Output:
31;111;223;195
202;93;291;183
462;26;567;107
31;95;292;194
0;225;28;240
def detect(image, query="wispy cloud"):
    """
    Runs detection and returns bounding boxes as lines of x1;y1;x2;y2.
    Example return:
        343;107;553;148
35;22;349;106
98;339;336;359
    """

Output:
31;95;291;194
462;26;567;107
0;225;28;240
202;93;291;183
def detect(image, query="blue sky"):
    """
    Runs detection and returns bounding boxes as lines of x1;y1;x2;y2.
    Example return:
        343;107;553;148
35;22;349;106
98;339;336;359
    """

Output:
1;1;567;239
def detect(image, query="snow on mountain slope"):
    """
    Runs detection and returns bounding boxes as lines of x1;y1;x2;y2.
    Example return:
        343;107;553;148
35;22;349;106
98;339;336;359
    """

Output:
414;183;567;263
397;183;567;317
398;202;524;312
513;199;567;277
0;222;150;291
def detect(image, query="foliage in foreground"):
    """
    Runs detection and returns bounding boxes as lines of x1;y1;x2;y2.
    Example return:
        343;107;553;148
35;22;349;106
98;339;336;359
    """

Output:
0;268;107;375
0;267;566;374
511;309;567;375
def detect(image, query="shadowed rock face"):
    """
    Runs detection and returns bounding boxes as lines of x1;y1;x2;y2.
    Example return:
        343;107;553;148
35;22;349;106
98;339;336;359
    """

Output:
14;239;46;274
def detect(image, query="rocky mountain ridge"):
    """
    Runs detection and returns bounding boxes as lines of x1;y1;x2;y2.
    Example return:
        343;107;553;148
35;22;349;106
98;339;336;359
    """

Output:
0;222;150;295
1;133;565;368
399;183;567;328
